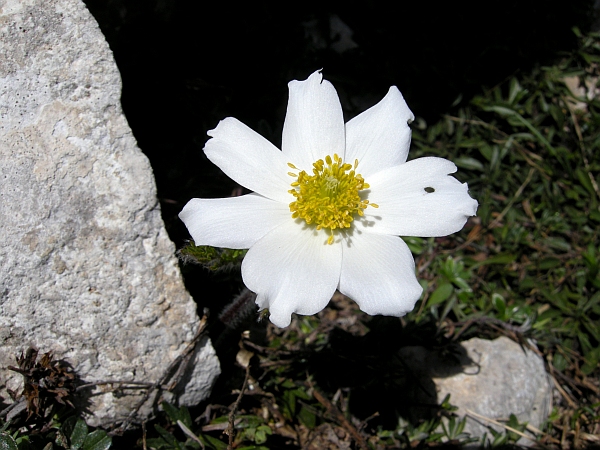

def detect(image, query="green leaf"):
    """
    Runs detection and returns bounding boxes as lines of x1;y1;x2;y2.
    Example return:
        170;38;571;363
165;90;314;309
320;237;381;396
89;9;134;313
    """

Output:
453;156;485;171
281;389;296;419
581;346;600;375
483;105;556;154
0;434;18;450
553;352;568;371
538;258;562;270
508;78;523;104
162;401;180;422
202;434;228;450
70;418;89;450
298;405;316;429
493;294;506;318
542;237;571;252
280;379;296;389
428;283;454;307
153;425;180;449
291;387;311;401
484;105;518;117
471;253;516;269
404;236;425;254
576;169;597;198
180;407;193;430
254;426;271;445
82;430;112;450
236;415;263;429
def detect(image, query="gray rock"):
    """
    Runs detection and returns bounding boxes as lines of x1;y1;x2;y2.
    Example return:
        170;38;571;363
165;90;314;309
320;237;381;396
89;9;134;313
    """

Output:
398;336;552;445
0;0;220;426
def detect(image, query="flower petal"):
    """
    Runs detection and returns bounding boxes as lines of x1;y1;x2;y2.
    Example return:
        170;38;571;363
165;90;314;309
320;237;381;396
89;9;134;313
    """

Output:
204;117;292;203
346;86;415;178
241;220;342;327
179;194;291;249
339;233;422;316
282;70;346;171
359;157;478;237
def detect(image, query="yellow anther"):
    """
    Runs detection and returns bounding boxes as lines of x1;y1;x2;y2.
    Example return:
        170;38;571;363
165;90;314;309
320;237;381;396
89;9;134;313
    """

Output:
288;154;376;245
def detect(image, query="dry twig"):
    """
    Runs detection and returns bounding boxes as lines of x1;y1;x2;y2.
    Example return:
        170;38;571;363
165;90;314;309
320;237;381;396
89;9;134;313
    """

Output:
307;380;369;450
226;363;250;449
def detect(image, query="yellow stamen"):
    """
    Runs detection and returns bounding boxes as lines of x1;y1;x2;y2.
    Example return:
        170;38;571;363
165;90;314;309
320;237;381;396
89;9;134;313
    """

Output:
288;154;375;244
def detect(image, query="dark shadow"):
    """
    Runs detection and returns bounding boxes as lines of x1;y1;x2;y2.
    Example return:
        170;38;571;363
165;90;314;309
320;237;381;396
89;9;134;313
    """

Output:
80;0;595;320
304;316;475;430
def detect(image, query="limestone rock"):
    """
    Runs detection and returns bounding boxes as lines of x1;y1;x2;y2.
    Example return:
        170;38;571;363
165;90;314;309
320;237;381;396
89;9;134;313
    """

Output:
0;0;220;426
398;337;552;445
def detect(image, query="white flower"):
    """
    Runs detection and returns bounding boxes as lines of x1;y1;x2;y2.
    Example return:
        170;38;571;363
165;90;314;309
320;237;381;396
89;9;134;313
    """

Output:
180;70;478;327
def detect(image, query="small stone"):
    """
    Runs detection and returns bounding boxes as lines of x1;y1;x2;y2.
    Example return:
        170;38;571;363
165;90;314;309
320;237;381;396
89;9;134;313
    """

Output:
398;336;552;446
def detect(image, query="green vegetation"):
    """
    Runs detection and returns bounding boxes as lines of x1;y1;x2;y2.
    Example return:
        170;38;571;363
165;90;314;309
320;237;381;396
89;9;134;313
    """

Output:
178;242;247;272
3;27;599;450
0;351;111;450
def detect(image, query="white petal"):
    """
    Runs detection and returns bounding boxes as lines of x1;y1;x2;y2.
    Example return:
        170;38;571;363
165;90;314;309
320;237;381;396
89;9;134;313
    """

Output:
359;157;478;237
346;86;415;178
204;117;292;203
281;70;346;171
339;233;422;316
241;220;342;327
179;194;291;249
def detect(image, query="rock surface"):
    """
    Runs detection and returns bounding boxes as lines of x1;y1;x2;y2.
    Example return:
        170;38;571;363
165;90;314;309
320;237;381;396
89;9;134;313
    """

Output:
398;336;552;445
0;0;220;426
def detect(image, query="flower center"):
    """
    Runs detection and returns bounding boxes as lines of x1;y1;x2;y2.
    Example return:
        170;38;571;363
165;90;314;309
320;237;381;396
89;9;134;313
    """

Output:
287;154;378;244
